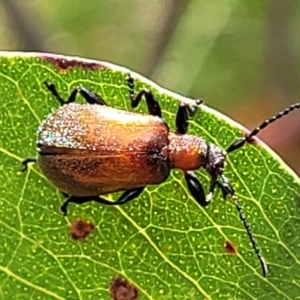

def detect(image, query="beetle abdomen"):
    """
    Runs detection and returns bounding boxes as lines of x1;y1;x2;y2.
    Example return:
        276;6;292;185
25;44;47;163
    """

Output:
37;104;170;196
38;153;170;196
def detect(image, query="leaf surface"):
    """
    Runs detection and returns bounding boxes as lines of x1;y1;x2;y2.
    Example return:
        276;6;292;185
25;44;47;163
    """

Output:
0;52;299;300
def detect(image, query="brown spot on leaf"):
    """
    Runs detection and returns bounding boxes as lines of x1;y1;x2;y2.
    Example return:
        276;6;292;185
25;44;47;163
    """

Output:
109;277;139;300
70;218;94;240
42;56;104;71
224;240;237;255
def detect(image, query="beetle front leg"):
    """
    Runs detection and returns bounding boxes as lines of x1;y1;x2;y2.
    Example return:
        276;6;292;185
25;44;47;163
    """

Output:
184;171;210;207
60;187;145;216
175;99;203;134
126;73;162;117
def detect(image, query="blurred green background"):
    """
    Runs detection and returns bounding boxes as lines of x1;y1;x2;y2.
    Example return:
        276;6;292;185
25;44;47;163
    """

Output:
1;0;300;174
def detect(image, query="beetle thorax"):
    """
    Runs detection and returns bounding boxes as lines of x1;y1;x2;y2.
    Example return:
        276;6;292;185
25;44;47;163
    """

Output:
167;133;208;171
204;144;227;176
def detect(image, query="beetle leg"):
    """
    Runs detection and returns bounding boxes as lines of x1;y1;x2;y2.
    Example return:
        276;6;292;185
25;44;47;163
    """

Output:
184;171;210;207
60;187;145;216
125;73;162;117
60;196;95;216
176;99;203;134
21;157;37;172
176;103;189;134
78;87;107;105
44;82;78;105
115;187;145;204
45;82;108;106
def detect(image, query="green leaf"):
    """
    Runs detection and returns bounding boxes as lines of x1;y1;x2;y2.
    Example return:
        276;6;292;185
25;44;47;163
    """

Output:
0;52;299;300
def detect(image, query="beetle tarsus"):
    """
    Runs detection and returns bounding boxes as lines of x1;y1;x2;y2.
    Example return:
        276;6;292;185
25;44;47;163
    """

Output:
190;99;204;115
125;73;162;117
205;192;213;204
21;158;37;172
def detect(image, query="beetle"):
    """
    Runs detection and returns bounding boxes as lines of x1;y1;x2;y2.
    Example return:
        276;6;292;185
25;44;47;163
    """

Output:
22;73;300;277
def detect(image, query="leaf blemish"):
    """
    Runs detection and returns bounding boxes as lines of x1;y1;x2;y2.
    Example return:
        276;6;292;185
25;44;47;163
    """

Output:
109;277;139;300
224;240;237;255
70;218;95;240
42;55;105;71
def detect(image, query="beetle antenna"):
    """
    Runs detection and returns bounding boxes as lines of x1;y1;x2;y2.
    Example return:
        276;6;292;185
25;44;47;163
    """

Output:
232;194;268;277
217;175;268;277
227;103;300;153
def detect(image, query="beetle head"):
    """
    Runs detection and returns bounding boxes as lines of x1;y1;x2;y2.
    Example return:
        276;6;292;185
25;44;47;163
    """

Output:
204;144;226;176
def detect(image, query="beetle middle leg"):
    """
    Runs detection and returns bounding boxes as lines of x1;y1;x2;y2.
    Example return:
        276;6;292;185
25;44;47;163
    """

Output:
78;87;107;105
60;187;145;216
126;73;162;117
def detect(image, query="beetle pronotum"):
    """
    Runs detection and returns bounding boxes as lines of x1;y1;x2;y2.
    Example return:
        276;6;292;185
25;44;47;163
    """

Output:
22;73;300;277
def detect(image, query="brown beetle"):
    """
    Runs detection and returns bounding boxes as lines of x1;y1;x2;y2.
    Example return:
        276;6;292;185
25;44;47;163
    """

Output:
22;73;300;277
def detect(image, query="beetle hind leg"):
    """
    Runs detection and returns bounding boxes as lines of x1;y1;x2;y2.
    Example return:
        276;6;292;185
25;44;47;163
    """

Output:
44;82;107;106
44;82;78;105
115;187;145;204
60;187;145;216
21;157;37;172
